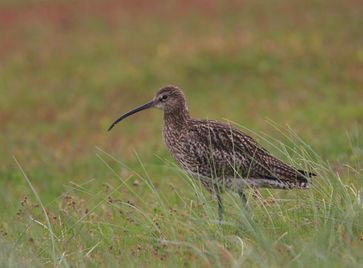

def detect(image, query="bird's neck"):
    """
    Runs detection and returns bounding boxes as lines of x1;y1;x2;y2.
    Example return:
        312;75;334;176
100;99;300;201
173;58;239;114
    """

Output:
163;105;190;132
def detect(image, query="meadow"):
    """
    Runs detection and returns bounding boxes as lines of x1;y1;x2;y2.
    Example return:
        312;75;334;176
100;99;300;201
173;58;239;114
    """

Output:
0;0;362;267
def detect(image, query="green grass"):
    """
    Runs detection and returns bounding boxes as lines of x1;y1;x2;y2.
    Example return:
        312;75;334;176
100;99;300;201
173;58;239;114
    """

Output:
0;0;362;267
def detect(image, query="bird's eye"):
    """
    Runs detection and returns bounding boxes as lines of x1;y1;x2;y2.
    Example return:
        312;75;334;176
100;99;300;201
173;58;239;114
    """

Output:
160;95;168;101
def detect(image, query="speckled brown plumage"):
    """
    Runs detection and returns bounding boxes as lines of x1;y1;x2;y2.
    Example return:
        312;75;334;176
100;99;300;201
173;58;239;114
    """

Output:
108;85;316;223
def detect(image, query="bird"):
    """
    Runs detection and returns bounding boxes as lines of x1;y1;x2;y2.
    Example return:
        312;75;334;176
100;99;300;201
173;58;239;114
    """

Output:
108;85;316;223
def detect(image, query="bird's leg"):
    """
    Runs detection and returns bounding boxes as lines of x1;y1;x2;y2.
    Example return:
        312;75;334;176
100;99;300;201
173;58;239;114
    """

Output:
239;190;247;206
216;193;223;225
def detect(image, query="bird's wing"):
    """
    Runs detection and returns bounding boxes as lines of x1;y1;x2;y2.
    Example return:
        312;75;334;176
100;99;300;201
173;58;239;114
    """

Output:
177;120;248;179
180;120;310;186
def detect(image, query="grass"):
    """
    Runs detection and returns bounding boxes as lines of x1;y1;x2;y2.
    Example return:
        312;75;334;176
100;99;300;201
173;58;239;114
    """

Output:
0;0;362;267
5;134;363;267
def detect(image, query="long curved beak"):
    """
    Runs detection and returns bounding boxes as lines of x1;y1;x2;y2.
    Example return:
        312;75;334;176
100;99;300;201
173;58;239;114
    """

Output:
108;100;155;131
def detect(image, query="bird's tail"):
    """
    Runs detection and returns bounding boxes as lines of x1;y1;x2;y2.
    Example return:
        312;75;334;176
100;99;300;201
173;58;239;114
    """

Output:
298;169;317;178
269;169;316;189
294;169;316;189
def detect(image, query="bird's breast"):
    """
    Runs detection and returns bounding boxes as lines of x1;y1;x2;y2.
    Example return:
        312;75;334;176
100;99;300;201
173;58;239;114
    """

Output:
162;124;180;154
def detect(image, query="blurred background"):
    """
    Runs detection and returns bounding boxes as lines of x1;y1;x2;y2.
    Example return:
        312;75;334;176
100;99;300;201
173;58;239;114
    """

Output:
0;0;362;231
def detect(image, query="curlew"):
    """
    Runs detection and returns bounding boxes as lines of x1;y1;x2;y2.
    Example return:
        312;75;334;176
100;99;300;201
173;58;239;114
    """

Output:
108;86;315;223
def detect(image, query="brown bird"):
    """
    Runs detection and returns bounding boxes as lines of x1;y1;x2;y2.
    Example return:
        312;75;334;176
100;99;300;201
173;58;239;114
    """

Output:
108;86;315;223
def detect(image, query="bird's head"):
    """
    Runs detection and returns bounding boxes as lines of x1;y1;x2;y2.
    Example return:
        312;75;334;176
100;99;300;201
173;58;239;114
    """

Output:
153;85;187;112
108;85;187;131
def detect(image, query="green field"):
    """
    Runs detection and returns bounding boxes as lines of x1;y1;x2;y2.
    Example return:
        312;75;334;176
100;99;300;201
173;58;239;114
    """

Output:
1;0;362;267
